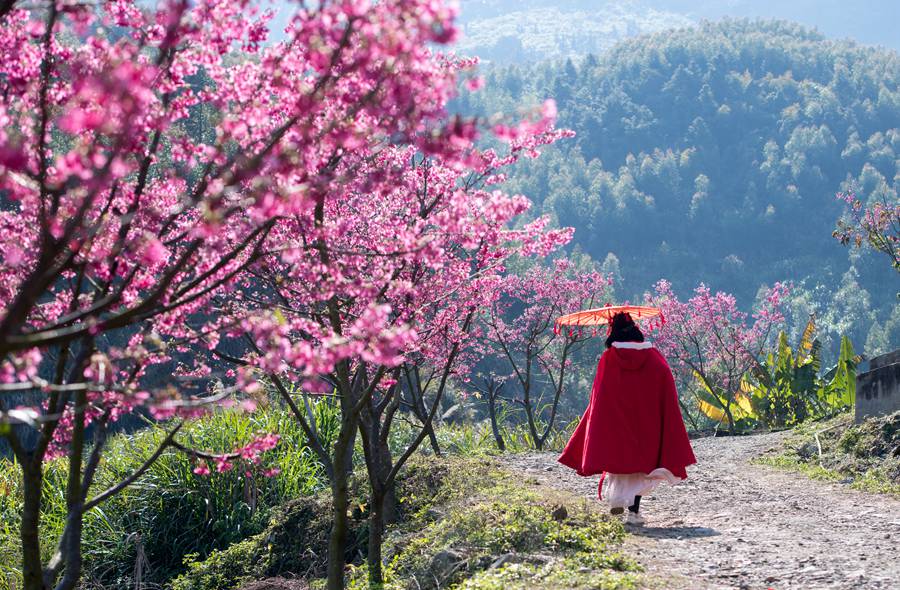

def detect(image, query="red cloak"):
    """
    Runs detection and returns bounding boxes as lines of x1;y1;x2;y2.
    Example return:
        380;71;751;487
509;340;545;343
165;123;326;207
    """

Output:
558;342;696;479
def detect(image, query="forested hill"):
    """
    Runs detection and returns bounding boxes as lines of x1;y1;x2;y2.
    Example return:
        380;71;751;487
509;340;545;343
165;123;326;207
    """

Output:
459;20;900;356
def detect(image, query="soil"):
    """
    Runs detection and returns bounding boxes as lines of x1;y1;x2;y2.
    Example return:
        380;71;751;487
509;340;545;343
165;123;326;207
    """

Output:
506;432;900;590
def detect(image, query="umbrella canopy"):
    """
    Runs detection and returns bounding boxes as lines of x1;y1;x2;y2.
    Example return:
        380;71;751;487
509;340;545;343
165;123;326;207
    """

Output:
555;305;663;334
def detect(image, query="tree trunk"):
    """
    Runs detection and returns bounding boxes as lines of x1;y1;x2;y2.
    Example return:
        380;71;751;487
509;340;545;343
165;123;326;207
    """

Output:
53;508;84;590
424;421;441;456
678;397;700;432
523;395;542;451
54;388;87;590
326;413;357;590
367;489;386;589
535;341;572;452
20;459;45;590
487;392;505;452
378;436;398;525
327;474;351;590
363;428;396;588
724;403;737;436
410;380;441;457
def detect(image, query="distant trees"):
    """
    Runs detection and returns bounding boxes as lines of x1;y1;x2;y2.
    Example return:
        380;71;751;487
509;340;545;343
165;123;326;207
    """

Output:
462;19;900;349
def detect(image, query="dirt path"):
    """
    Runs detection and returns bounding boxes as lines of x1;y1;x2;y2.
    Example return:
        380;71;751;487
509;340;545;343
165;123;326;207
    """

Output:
506;433;900;590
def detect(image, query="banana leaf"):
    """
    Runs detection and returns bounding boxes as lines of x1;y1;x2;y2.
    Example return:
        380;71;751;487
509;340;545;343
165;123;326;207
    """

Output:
796;314;816;366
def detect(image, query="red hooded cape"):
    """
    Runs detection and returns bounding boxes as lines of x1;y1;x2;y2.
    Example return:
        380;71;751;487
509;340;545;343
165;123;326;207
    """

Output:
558;342;696;479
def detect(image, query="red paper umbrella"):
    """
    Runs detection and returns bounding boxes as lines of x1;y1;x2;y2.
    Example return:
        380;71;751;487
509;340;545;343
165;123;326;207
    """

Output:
554;305;664;336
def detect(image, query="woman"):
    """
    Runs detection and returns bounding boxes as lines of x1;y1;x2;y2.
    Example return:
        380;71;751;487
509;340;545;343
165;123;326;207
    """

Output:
558;312;696;525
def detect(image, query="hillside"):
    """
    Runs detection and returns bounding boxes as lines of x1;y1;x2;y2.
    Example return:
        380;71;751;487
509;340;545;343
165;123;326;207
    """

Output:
459;20;900;357
455;0;900;63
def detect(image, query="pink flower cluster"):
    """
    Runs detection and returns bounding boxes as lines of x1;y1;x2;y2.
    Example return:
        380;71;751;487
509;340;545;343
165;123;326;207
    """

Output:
192;433;281;476
0;0;576;473
834;191;900;271
484;258;615;378
648;279;789;394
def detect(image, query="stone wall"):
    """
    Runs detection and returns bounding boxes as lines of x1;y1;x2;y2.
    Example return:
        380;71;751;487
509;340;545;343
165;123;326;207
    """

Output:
855;350;900;423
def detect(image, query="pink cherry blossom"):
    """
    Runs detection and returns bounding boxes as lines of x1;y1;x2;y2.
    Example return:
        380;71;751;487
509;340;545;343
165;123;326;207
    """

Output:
0;0;498;586
647;279;789;433
834;190;900;272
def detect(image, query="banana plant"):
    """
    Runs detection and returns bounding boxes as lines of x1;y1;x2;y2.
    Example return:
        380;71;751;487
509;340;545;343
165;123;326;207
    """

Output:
703;315;862;428
692;369;758;433
693;316;818;429
817;335;861;412
745;315;829;426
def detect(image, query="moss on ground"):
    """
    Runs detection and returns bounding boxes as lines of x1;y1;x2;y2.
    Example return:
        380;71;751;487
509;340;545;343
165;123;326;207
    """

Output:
169;494;359;590
349;455;639;589
172;454;639;590
755;411;900;496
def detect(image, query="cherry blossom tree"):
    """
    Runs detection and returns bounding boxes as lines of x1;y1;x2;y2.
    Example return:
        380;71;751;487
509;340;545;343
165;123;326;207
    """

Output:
483;259;612;450
648;280;789;434
222;101;573;586
834;191;900;273
0;0;468;588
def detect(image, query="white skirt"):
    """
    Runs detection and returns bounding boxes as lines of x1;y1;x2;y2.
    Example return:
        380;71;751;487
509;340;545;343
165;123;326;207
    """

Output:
602;469;682;509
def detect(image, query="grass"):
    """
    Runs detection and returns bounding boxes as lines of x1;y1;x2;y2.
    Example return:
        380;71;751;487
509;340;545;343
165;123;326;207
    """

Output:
0;396;590;590
174;453;639;590
754;410;900;496
431;418;577;456
346;454;639;590
0;399;334;589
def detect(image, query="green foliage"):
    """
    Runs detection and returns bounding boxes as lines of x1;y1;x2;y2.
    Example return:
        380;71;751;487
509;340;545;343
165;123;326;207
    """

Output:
173;539;264;590
756;411;900;495
170;495;342;590
0;404;330;588
691;370;756;432
0;459;70;584
463;19;900;352
348;455;639;590
820;335;859;409
697;316;860;430
435;418;576;455
743;317;827;427
86;406;326;585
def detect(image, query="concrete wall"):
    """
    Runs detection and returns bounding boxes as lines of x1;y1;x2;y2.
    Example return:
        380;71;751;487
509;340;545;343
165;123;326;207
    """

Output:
856;350;900;422
868;349;900;371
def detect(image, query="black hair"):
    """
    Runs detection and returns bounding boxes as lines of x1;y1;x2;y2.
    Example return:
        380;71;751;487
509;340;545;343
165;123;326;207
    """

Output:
605;312;645;349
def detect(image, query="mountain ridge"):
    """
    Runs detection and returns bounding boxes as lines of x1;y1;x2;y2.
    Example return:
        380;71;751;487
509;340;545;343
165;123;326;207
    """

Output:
455;0;900;64
459;19;900;357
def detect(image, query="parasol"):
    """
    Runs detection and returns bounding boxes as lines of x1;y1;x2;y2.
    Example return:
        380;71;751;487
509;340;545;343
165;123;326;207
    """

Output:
554;305;664;336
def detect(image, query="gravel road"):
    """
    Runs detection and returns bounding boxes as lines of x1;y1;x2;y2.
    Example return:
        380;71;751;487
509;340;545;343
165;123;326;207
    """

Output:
506;433;900;590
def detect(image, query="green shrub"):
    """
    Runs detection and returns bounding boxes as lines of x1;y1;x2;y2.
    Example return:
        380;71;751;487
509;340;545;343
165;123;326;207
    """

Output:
756;411;900;495
171;495;343;590
355;455;638;590
0;402;331;589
